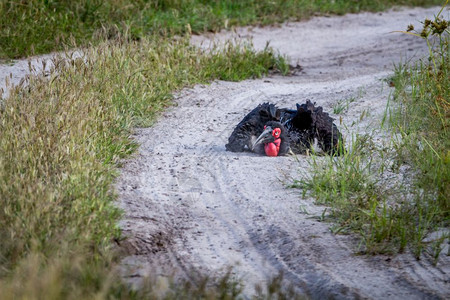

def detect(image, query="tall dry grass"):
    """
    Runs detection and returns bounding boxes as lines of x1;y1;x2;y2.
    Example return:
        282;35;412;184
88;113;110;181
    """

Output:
0;36;288;298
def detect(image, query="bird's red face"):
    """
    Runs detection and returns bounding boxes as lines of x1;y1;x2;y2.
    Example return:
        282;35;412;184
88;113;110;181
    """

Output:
267;125;281;138
253;125;282;156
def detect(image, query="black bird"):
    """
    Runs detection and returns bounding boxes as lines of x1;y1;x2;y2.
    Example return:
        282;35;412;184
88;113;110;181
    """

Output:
226;100;343;156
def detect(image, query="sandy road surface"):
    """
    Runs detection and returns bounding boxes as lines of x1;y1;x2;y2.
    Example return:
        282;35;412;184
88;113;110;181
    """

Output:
117;6;449;299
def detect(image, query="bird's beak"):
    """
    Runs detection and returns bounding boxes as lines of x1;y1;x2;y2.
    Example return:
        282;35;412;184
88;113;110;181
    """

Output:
252;126;274;150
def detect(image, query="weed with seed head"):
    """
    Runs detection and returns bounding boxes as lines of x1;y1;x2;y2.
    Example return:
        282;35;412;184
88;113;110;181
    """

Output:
391;0;449;245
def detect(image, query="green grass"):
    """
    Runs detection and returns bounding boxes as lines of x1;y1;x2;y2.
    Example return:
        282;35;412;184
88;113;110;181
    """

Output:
292;4;449;261
291;134;409;254
0;0;443;59
0;36;288;298
389;3;449;258
333;87;365;114
132;270;306;299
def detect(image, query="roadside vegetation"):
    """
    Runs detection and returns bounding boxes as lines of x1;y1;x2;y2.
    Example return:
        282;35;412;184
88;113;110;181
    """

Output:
0;35;288;298
293;3;449;262
0;0;443;59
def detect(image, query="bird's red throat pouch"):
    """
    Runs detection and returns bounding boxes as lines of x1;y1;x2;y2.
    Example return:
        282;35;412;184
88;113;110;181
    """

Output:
265;138;281;157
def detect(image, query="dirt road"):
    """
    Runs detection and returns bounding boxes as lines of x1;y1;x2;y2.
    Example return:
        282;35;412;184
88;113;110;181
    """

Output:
109;6;448;299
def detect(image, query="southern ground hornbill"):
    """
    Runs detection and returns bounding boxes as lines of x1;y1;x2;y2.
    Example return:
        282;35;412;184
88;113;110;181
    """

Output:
225;101;343;156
